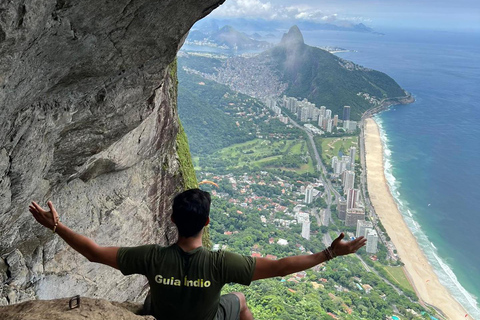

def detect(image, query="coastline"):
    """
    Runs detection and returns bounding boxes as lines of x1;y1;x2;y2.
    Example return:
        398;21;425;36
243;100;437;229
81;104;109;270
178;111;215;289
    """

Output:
363;118;471;320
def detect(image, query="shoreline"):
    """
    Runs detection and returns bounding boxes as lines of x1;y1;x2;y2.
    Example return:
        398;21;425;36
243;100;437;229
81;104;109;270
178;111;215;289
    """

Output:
363;117;471;320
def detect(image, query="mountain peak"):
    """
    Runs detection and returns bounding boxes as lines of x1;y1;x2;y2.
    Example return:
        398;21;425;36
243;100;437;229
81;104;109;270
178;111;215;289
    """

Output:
219;25;235;33
280;25;305;46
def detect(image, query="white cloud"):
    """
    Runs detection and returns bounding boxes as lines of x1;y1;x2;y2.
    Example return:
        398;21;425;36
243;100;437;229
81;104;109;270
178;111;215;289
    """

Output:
212;0;338;23
214;0;274;18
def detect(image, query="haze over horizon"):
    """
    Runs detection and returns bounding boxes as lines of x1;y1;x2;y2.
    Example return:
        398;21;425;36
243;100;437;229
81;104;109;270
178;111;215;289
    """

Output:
210;0;480;32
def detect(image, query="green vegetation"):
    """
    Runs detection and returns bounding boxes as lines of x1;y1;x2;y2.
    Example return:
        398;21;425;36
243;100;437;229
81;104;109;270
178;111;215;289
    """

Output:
316;136;359;165
198;139;314;174
178;64;302;157
177;68;257;155
172;57;197;191
384;266;415;293
178;53;223;74
176;120;211;248
206;195;425;319
176;121;198;190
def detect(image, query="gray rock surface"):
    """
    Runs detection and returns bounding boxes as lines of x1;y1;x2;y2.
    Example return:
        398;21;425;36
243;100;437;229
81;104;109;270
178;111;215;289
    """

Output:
0;0;225;304
0;297;154;320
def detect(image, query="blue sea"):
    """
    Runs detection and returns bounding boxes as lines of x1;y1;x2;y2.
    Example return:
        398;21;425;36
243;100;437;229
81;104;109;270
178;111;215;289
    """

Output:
301;28;480;318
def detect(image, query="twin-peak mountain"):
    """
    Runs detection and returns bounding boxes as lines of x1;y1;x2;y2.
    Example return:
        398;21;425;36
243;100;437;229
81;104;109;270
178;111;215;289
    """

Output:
260;26;410;119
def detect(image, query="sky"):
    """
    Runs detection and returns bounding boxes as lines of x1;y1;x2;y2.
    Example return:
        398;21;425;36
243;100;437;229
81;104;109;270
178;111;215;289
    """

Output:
210;0;480;32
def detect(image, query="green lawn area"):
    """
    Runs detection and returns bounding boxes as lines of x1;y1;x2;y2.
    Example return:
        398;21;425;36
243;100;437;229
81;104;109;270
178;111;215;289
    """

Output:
320;136;358;164
276;157;315;174
383;266;415;292
298;157;315;174
288;140;304;154
205;139;314;174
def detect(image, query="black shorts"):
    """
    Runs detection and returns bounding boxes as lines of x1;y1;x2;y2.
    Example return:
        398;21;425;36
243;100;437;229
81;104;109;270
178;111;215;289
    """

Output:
215;293;240;320
143;292;241;320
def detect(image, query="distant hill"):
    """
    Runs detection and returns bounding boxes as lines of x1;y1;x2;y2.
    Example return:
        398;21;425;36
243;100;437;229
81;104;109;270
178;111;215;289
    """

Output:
213;26;272;50
193;17;383;35
186;25;272;50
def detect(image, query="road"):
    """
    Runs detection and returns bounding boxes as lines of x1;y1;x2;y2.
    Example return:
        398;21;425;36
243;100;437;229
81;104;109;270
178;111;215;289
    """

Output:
286;115;336;225
288;105;417;302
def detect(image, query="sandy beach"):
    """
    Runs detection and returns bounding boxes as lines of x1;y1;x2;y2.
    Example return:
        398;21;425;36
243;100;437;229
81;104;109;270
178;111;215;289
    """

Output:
364;118;471;320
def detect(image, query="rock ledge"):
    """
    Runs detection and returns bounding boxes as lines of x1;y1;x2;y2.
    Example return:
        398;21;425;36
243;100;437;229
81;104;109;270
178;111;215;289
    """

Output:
0;297;154;320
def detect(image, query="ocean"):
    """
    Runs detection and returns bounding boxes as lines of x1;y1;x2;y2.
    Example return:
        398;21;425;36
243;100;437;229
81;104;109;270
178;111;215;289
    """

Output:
301;28;480;318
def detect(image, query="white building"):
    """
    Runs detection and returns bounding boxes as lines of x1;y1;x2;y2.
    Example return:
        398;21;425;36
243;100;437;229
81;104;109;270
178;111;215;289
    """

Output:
356;220;374;238
301;220;311;240
305;186;314;204
338;161;347;175
272;105;282;115
331;156;338;171
311;107;320;122
277;239;289;246
318;115;324;128
366;229;379;254
296;212;310;224
346;188;360;209
350;147;356;169
343;170;355;193
344;120;358;132
319;106;326;118
266;98;277;109
279;115;289;124
299;106;309;122
325;109;332;120
326;119;333;133
342;155;351;170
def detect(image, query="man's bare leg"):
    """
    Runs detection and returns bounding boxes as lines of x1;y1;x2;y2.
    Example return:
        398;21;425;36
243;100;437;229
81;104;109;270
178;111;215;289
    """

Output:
232;292;253;320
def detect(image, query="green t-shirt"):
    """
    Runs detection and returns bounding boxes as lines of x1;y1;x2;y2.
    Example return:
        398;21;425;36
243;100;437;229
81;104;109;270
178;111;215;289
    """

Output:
117;244;256;320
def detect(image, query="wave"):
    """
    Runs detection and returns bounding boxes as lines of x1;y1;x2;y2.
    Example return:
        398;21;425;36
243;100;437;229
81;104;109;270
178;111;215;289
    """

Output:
374;115;480;319
406;209;413;218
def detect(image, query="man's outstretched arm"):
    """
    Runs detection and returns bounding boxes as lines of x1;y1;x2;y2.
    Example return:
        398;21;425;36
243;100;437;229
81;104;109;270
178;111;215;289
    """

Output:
252;233;366;281
29;201;119;269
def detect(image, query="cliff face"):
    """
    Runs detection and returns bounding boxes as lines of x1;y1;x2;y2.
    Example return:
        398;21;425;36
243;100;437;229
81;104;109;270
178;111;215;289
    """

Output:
0;0;224;305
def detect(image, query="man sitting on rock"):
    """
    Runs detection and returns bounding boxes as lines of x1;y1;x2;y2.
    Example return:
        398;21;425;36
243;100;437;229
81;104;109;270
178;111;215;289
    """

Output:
29;188;366;320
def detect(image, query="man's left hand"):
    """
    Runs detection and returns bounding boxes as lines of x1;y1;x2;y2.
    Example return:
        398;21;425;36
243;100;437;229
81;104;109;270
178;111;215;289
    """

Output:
330;232;367;257
29;201;59;231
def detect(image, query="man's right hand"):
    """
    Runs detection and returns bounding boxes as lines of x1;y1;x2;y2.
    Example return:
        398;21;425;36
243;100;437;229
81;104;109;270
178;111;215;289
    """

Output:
29;200;119;269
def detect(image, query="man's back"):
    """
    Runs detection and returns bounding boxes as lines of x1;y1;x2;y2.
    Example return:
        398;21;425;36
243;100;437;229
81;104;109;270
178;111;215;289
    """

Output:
29;191;365;320
117;244;255;320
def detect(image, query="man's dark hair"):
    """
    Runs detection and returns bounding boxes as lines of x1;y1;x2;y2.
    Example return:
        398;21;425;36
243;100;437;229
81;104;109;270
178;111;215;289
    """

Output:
172;189;211;238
